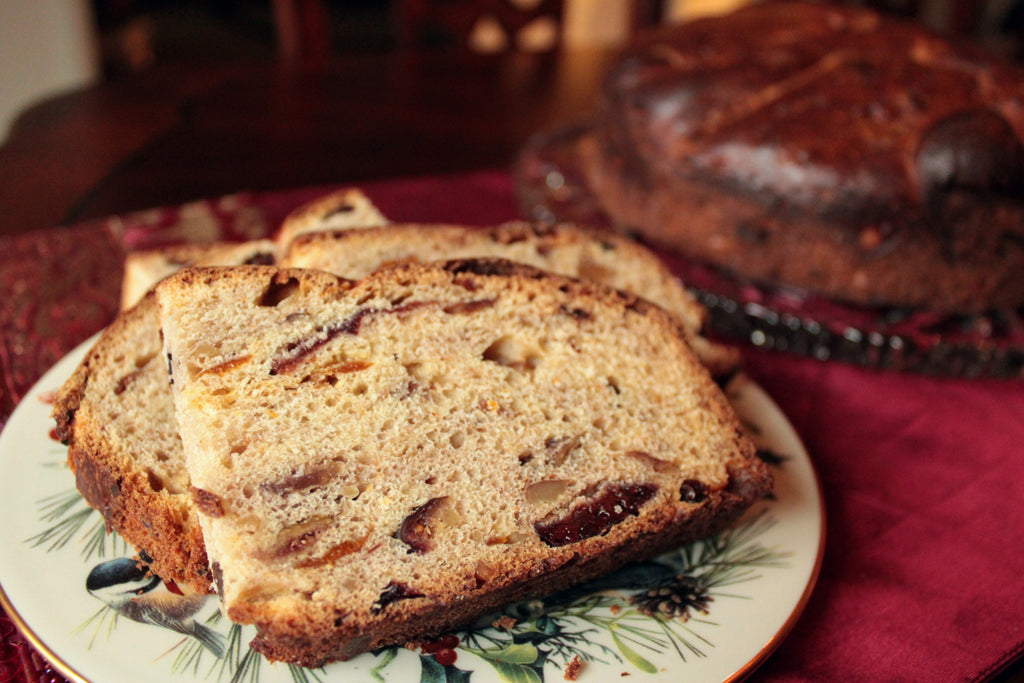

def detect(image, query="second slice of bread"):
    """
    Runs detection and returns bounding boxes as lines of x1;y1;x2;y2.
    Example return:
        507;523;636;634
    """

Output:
52;293;212;590
282;222;738;377
158;261;770;665
121;240;277;310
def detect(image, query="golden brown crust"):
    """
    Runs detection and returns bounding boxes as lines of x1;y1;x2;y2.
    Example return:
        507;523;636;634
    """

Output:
120;240;278;311
274;187;388;249
51;294;213;592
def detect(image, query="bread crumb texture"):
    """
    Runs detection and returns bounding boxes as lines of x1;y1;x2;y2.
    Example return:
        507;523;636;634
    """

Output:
157;261;769;665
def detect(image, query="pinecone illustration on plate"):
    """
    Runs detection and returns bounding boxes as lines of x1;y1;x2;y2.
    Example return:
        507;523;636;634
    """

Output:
629;574;713;621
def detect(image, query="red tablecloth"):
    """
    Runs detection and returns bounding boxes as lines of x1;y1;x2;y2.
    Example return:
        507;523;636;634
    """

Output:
2;170;1022;682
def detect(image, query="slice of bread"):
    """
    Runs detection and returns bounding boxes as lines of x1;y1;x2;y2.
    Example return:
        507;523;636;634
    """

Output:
51;293;211;591
121;240;277;310
119;187;387;310
282;221;739;377
157;261;770;665
274;187;388;249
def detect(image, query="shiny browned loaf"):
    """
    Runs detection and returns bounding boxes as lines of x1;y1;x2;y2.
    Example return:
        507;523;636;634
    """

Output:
158;261;770;666
578;1;1024;313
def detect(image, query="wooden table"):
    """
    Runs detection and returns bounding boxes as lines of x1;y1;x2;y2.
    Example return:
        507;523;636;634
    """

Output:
0;47;616;237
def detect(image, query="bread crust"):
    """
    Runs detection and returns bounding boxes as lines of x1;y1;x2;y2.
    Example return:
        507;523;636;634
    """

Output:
580;1;1024;313
248;481;759;665
52;294;212;592
120;240;277;311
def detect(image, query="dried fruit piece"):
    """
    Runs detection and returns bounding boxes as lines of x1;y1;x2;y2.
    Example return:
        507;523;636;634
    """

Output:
324;359;372;374
191;487;226;518
253;516;331;560
260;465;338;496
442;299;496;314
679;479;708;503
113;369;144;396
296;535;369;568
200;355;251;377
534;483;657;547
397;496;449;553
271;302;438;374
370;581;425;614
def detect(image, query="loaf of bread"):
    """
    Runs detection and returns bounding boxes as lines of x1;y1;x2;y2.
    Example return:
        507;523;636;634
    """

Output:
565;1;1024;313
157;261;770;665
51;293;211;591
282;221;738;376
120;188;387;310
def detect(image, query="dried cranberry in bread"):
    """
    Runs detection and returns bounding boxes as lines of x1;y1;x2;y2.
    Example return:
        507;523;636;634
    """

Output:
157;262;769;666
51;293;211;591
282;221;738;377
575;1;1024;313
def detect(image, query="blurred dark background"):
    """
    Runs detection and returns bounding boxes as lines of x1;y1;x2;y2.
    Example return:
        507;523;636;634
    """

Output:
1;0;1022;237
90;0;1024;79
93;0;394;76
3;0;1022;146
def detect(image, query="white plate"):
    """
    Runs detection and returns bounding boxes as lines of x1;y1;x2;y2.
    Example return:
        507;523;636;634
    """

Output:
0;336;823;683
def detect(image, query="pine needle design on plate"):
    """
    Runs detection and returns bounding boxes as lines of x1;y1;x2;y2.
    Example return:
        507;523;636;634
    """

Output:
27;467;129;561
391;507;790;683
31;425;790;682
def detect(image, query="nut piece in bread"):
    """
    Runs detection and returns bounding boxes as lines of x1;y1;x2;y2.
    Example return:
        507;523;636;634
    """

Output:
157;261;770;665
